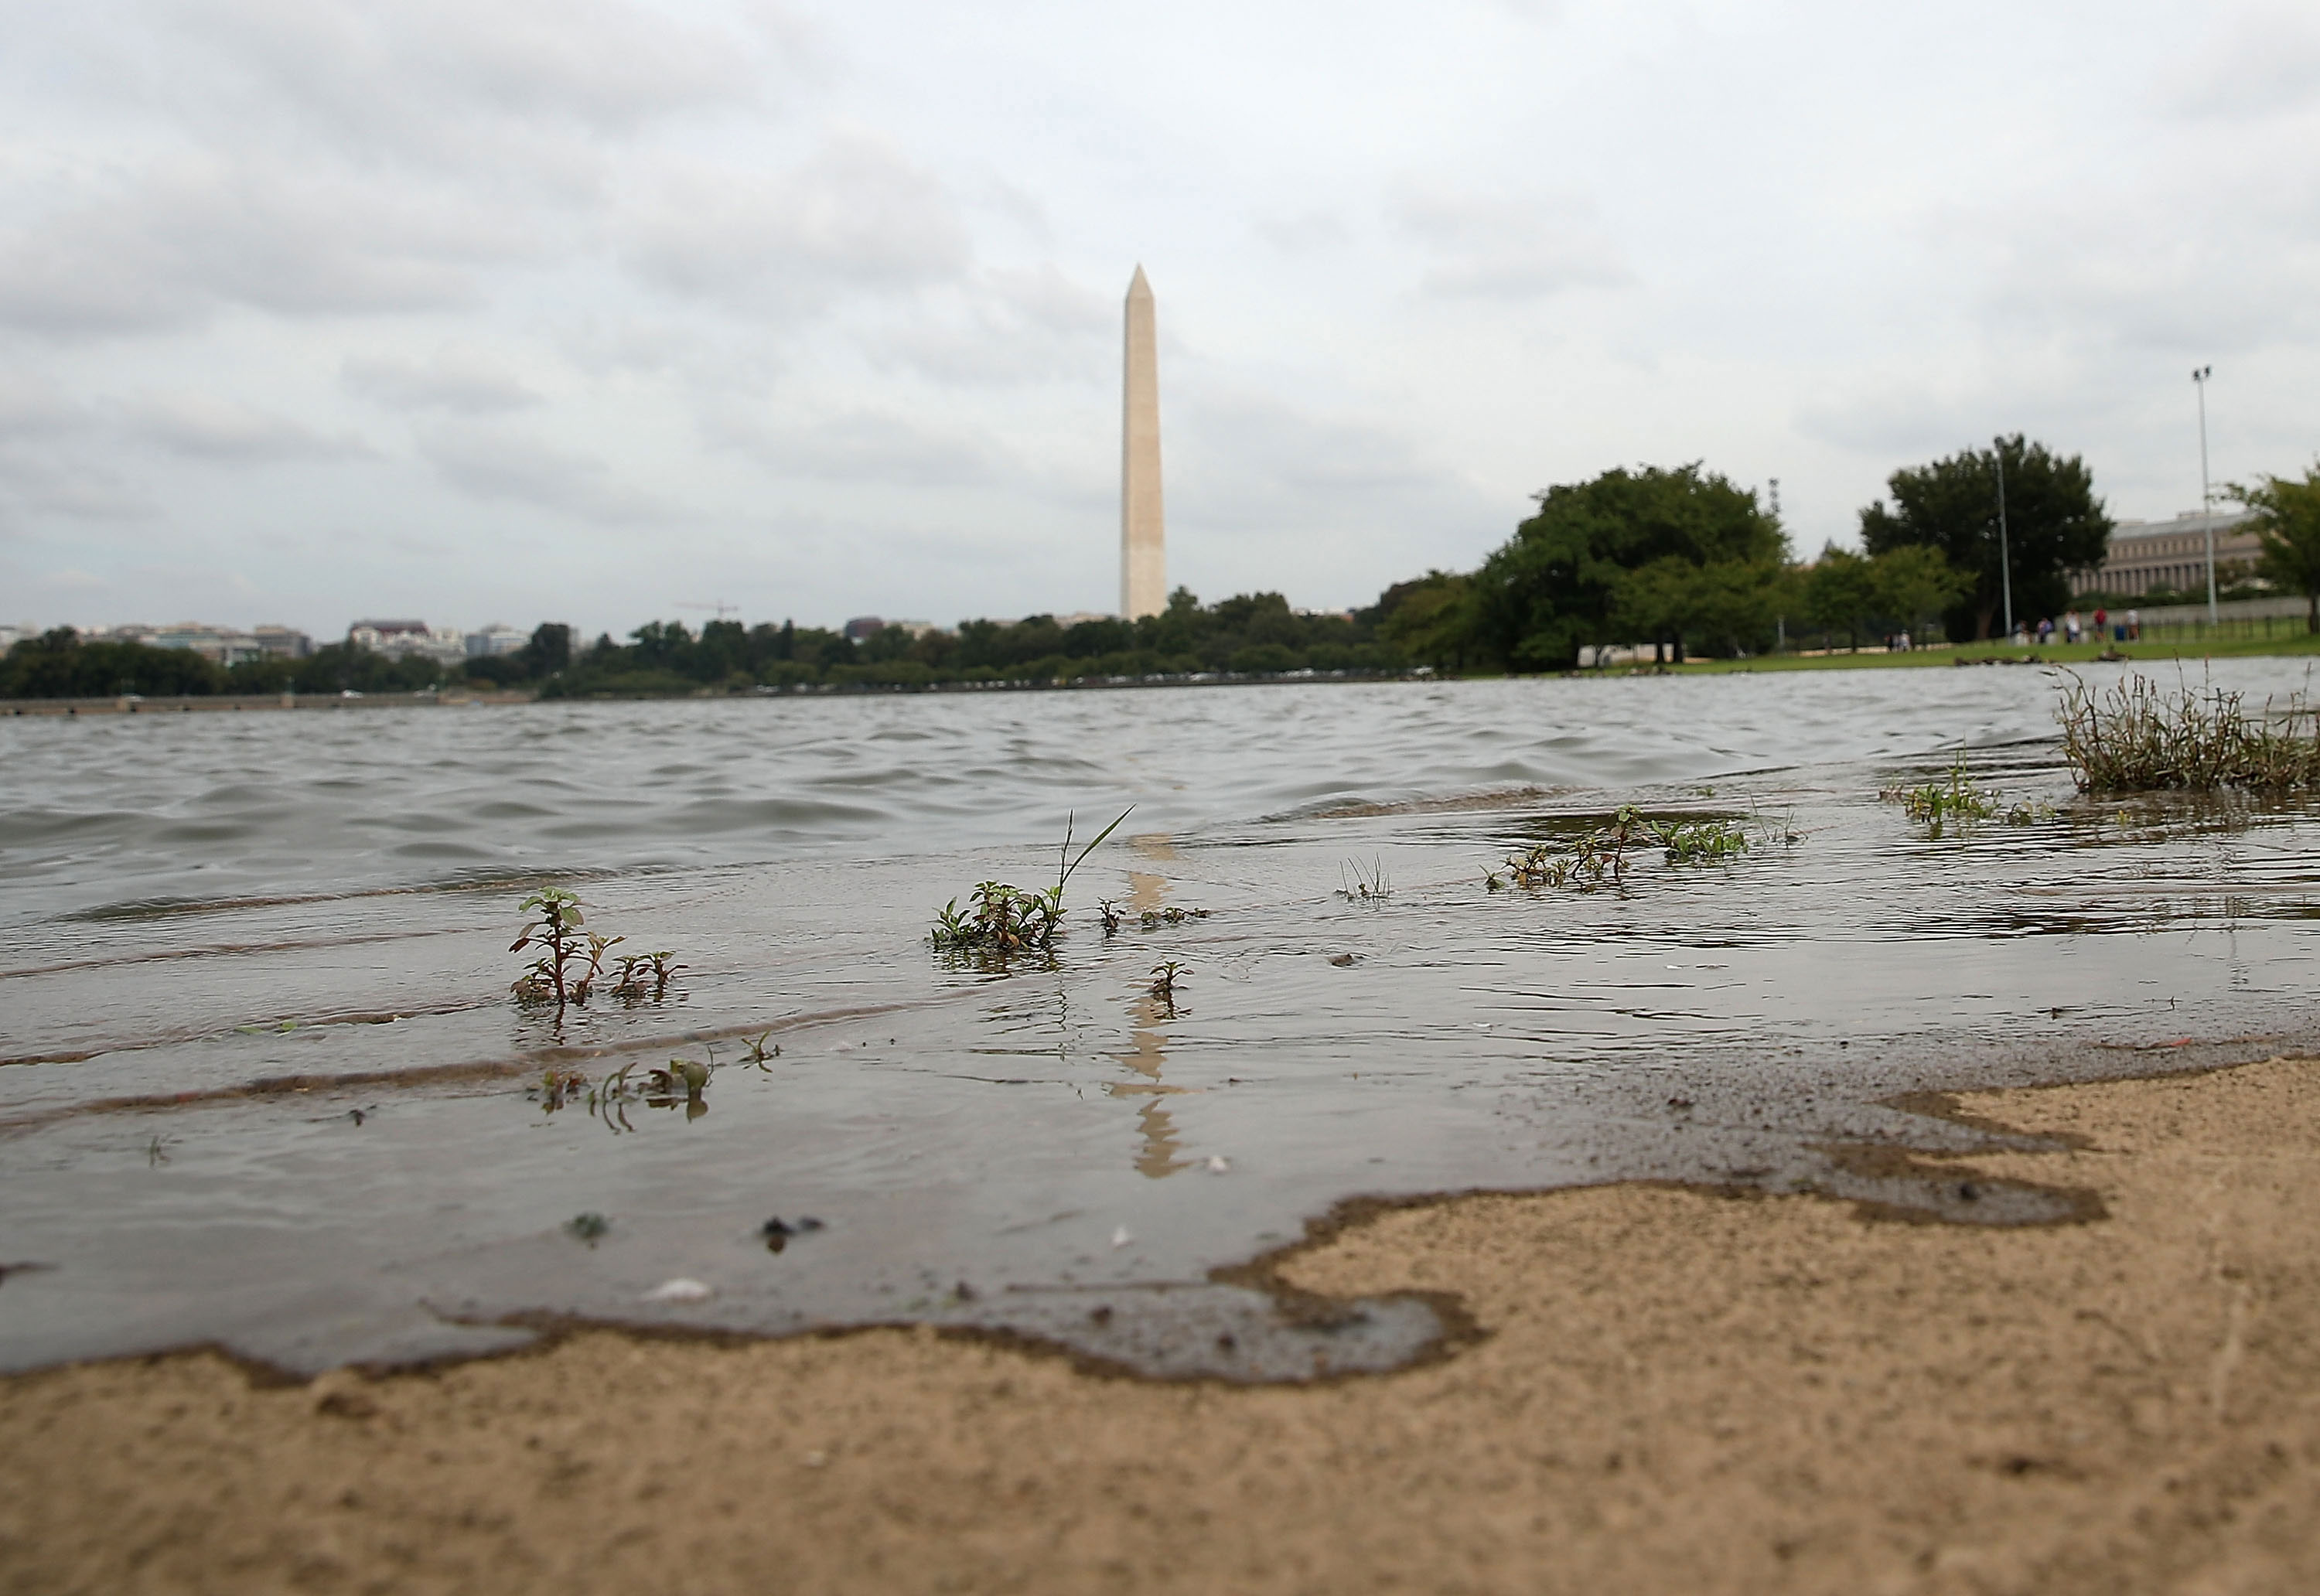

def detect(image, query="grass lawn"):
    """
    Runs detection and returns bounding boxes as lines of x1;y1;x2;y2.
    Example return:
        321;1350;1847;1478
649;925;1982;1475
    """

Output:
1664;629;2320;674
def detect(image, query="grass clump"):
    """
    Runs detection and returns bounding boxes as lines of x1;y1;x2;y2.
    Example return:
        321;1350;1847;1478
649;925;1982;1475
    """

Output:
931;807;1132;955
1887;755;2001;837
1487;806;1787;889
2058;673;2320;792
1336;857;1392;901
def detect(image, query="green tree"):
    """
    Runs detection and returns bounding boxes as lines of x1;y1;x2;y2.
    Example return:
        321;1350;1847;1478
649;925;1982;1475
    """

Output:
520;623;571;677
1860;435;2110;640
1468;464;1785;670
1803;545;1876;651
1869;544;1973;641
2233;465;2320;633
1612;554;1789;660
1375;571;1474;671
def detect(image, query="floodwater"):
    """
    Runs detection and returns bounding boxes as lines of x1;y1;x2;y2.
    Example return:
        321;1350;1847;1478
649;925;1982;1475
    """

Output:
5;663;2318;1379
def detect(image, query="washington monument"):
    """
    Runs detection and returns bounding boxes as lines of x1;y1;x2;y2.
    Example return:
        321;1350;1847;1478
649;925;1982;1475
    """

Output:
1120;265;1165;620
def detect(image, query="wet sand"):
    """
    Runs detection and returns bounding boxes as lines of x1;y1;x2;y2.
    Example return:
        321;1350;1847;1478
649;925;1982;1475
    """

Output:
6;1052;2316;1595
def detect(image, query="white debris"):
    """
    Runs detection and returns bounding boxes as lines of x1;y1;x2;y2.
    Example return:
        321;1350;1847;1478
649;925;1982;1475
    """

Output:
1205;1155;1230;1174
1110;1226;1133;1249
643;1277;713;1303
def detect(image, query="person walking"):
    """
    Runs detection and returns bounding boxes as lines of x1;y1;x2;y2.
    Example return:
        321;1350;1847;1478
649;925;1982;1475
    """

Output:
2127;608;2141;641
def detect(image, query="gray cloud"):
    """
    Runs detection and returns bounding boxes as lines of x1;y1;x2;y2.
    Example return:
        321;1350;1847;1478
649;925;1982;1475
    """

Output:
118;393;374;462
147;0;783;166
715;409;1005;488
1390;185;1631;300
872;264;1111;385
342;351;543;414
2159;5;2320;119
417;424;681;524
0;158;534;338
1254;210;1354;254
619;135;971;314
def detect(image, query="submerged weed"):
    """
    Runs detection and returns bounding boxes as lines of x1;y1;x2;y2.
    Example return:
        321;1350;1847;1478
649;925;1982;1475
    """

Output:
1656;818;1750;862
1496;805;1782;889
1336;858;1393;901
565;1212;610;1244
1148;960;1188;1010
1500;805;1652;890
930;807;1133;956
2058;673;2320;792
1139;905;1211;929
1887;755;2001;837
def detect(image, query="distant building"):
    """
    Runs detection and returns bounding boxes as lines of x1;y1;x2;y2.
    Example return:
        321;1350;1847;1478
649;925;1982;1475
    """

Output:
465;624;528;658
0;622;38;651
2073;510;2261;598
841;616;885;641
251;626;313;659
349;619;467;664
84;622;312;666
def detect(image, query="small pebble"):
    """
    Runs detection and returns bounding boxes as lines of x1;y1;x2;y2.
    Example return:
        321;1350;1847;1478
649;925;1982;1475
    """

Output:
643;1277;713;1303
1110;1226;1132;1249
1205;1154;1230;1174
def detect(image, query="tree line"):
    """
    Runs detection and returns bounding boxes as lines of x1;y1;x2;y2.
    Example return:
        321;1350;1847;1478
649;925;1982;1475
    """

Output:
10;445;2317;699
0;592;1404;699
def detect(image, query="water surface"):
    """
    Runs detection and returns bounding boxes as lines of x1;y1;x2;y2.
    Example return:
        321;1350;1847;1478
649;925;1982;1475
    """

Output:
5;664;2316;1377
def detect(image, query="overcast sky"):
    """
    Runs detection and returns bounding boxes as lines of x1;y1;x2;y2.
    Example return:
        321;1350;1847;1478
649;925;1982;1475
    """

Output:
2;0;2315;638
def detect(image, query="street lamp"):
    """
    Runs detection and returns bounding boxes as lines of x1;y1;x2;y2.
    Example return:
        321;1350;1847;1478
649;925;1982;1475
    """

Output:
2193;366;2216;626
1994;439;2014;642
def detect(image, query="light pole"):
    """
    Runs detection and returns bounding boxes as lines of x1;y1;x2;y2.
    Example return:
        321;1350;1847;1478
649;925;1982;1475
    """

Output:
2193;365;2216;626
1994;438;2014;642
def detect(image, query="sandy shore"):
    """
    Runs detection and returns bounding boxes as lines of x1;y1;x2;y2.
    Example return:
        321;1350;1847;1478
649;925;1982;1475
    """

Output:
5;1053;2316;1594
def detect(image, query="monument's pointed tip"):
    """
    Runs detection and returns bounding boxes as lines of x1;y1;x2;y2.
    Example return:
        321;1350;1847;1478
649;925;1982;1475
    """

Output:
1128;263;1151;295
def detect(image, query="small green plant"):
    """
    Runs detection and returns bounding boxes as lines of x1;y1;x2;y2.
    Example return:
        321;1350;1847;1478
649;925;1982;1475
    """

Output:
1654;818;1750;862
742;1031;781;1065
930;807;1134;955
1887;755;2001;837
1097;900;1124;934
513;891;680;1015
1138;905;1211;929
2057;673;2320;792
510;888;586;1010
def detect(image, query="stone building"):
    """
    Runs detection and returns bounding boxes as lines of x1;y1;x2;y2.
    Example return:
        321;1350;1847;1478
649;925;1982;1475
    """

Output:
2071;510;2260;598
